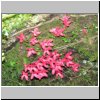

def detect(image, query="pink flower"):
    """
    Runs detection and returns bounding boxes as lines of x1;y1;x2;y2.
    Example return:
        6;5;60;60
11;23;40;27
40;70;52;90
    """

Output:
56;71;64;79
30;37;38;45
25;64;38;73
82;28;88;35
30;72;39;80
72;63;80;72
24;64;32;72
21;71;28;81
31;27;41;36
51;50;60;60
31;70;48;80
65;51;73;60
43;49;51;56
16;33;25;43
60;16;71;27
40;40;54;56
38;57;49;68
46;56;53;63
38;70;48;78
56;59;65;66
36;61;45;70
60;16;70;21
51;65;63;75
24;64;29;72
26;48;37;57
40;39;54;49
65;59;75;67
50;27;65;37
50;59;63;76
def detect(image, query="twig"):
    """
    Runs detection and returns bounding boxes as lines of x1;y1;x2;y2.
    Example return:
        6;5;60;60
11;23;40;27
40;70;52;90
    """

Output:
11;17;57;38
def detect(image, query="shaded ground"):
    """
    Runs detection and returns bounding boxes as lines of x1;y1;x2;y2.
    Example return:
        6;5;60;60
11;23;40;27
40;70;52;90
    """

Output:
2;14;98;86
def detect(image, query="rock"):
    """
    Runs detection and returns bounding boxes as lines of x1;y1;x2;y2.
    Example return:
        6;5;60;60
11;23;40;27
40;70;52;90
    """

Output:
83;60;87;64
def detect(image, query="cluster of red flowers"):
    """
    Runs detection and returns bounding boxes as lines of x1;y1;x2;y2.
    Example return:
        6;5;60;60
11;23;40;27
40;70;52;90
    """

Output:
17;16;80;81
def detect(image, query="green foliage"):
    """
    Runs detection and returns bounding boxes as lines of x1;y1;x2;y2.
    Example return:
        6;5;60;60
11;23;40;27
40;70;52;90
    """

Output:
2;14;32;36
49;35;55;39
37;52;43;56
23;58;28;64
71;31;78;39
10;61;16;67
62;37;71;43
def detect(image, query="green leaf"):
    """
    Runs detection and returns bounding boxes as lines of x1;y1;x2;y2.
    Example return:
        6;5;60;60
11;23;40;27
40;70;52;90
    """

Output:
37;52;42;56
62;37;71;43
72;31;78;36
10;61;16;67
49;35;55;38
35;47;40;50
23;58;28;64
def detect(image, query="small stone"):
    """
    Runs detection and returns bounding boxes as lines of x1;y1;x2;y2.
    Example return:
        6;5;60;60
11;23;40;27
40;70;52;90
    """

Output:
83;60;87;64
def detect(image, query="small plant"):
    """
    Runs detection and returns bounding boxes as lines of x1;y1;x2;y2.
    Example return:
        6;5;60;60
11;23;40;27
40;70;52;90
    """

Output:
62;37;71;43
16;15;80;81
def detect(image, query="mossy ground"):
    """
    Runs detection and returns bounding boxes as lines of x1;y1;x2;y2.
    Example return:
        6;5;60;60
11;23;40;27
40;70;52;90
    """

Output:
2;14;98;86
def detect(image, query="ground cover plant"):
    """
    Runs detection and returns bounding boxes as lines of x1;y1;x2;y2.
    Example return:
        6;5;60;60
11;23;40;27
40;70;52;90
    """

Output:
2;14;98;86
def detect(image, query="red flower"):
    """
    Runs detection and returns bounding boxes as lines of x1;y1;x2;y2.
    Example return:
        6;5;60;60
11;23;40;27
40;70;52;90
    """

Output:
26;48;37;57
21;71;28;81
16;33;25;43
50;27;65;37
30;37;38;45
31;27;41;37
60;16;71;27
